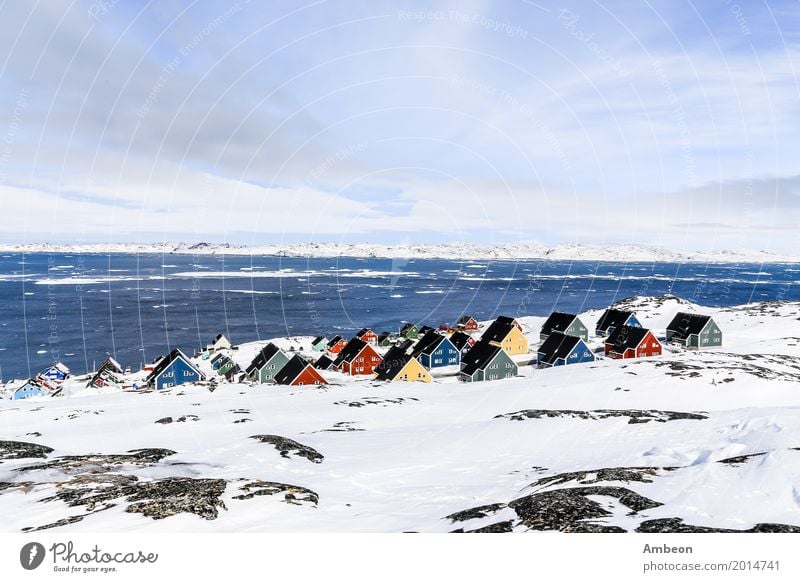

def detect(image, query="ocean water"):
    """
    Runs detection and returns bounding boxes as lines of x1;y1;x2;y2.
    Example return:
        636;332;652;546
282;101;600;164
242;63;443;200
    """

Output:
0;252;796;380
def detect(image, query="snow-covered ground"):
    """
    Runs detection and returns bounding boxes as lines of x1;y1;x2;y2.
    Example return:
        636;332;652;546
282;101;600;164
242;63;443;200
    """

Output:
1;241;797;263
1;295;800;533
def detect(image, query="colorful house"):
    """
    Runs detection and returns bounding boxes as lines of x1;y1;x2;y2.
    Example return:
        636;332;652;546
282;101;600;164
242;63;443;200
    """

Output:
456;315;480;332
314;354;335;371
460;340;518;382
399;323;420;340
377;332;395;347
411;330;460;369
355;328;378;345
449;331;476;353
245;343;291;384
482;317;529;355
495;315;522;331
537;332;595;368
86;357;124;389
311;336;328;352
666;313;722;349
147;349;205;390
211;353;239;377
605;325;663;359
540;312;589;342
595;309;642;337
43;363;70;383
374;347;432;383
273;355;328;386
332;338;383;376
13;379;47;400
326;335;348;354
206;333;232;353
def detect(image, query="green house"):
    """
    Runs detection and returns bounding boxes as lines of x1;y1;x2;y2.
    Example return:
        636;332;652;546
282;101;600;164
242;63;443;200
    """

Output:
311;336;328;352
540;312;589;342
459;340;518;382
666;313;722;349
245;343;290;384
400;323;420;340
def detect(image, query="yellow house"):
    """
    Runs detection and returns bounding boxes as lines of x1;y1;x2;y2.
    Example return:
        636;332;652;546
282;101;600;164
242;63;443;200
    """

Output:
482;317;529;355
393;357;432;383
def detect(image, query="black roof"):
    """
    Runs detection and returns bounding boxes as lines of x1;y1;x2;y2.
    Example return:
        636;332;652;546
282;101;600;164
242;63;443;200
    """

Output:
273;355;310;384
419;325;436;334
245;343;282;375
211;333;225;342
356;328;373;337
606;325;652;353
377;331;393;342
460;340;504;376
411;330;445;357
449;331;473;350
210;352;227;364
396;339;414;353
314;354;334;370
541;312;578;335
332;337;369;367
223;363;242;381
596;309;634;332
311;336;326;345
147;349;202;382
457;315;476;325
374;347;412;380
481;318;516;343
666;313;712;339
326;335;344;348
537;332;583;365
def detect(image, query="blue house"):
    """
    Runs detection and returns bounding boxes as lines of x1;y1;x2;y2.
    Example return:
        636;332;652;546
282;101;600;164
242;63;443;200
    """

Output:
595;309;642;337
411;330;460;369
42;363;70;382
537;332;595;368
146;349;205;390
13;380;46;400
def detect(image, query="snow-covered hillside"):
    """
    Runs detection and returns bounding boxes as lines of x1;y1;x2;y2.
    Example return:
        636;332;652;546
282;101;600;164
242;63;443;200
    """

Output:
1;296;800;533
1;241;797;263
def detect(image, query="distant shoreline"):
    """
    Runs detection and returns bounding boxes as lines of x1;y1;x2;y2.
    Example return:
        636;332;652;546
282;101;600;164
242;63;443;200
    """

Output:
0;242;797;264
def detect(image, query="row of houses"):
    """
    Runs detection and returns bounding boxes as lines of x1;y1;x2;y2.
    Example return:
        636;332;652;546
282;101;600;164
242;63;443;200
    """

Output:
9;306;723;398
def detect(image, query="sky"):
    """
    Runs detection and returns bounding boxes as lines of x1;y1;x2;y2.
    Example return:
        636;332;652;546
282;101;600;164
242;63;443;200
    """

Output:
1;0;799;253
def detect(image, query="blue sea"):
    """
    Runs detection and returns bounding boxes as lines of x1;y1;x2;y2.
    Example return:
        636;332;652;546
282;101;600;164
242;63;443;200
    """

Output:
0;253;796;380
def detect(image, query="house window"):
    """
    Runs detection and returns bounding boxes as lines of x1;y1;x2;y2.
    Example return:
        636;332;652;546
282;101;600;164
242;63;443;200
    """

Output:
489;374;497;380
164;371;173;378
183;370;193;377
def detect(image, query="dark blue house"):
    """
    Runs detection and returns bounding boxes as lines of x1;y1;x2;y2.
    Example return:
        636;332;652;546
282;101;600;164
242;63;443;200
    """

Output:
595;309;642;337
411;331;460;369
147;349;205;390
537;332;596;368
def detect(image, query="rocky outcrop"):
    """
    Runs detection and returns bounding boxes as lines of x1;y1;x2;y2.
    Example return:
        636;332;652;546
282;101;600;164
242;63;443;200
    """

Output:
250;435;323;463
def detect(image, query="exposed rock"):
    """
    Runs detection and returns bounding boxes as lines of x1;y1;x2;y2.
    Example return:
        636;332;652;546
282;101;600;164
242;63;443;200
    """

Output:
18;448;176;472
636;518;800;533
233;418;252;424
532;466;675;489
250;435;323;463
496;409;707;424
155;417;173;424
125;478;227;520
717;452;768;465
334;397;419;408
452;520;515;533
176;415;199;423
0;440;54;461
509;486;662;531
233;480;319;506
446;503;506;522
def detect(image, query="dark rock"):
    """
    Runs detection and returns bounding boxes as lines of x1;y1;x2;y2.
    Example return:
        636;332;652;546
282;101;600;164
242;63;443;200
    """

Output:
0;440;54;461
717;452;768;465
155;417;173;424
532;466;673;488
233;418;252;424
495;409;707;424
453;520;515;533
176;415;199;423
250;435;323;463
125;477;227;520
18;448;176;472
334;397;419;408
233;480;319;506
446;503;507;522
637;518;800;533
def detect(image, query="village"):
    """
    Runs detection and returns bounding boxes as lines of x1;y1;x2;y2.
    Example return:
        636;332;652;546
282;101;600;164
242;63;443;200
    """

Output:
4;301;723;400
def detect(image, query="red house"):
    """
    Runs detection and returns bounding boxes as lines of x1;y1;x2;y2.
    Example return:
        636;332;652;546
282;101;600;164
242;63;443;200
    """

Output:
332;338;383;376
274;355;328;386
326;335;347;354
456;315;480;332
605;325;662;359
355;328;378;345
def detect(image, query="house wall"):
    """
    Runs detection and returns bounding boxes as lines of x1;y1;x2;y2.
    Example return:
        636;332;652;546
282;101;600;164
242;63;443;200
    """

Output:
697;320;722;349
291;367;328;386
155;358;202;390
396;359;432;383
257;352;290;384
565;319;589;342
501;327;529;355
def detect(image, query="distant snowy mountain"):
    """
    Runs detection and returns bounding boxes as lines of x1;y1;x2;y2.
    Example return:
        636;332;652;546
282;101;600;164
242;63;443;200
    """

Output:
1;296;800;533
0;241;797;263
